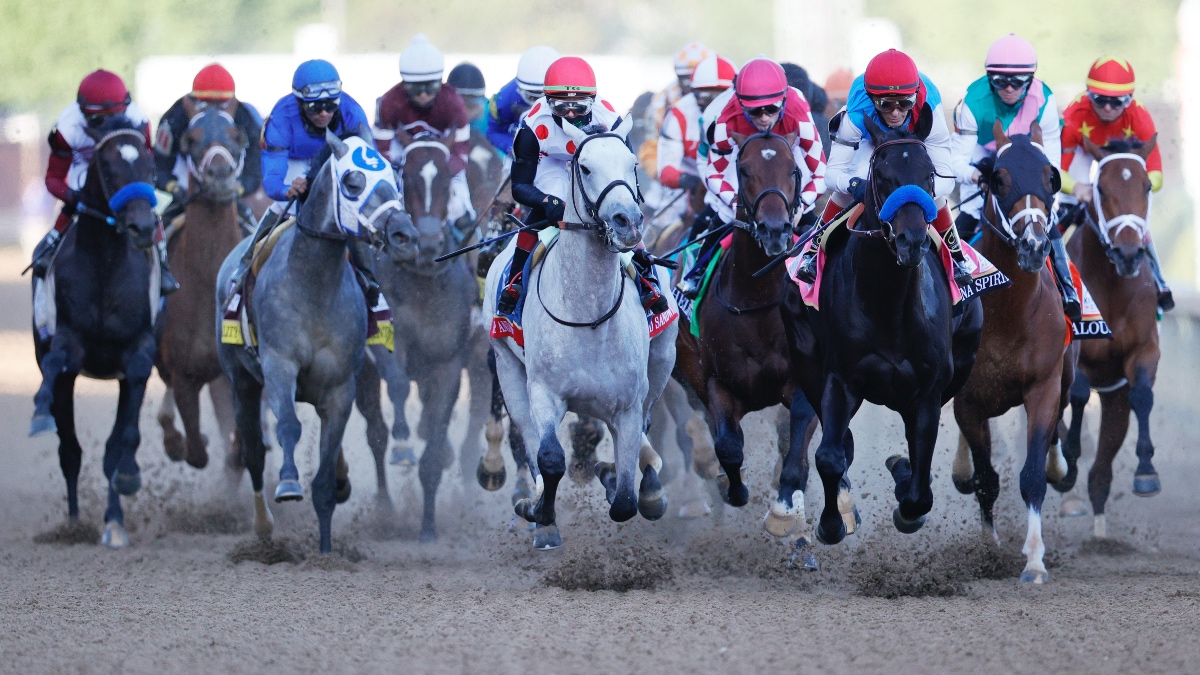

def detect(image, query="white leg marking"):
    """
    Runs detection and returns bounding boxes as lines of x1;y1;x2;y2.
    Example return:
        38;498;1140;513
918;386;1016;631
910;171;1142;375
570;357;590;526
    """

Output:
1046;439;1068;483
763;490;805;537
952;432;973;484
1094;513;1107;539
1020;506;1048;583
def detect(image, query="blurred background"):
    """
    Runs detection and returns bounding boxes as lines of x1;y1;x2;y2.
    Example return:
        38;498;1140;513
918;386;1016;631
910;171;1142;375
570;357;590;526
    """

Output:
1;0;1197;286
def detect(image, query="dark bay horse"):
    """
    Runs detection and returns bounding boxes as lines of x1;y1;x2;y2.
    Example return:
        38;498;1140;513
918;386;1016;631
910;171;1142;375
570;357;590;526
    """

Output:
30;116;161;547
783;109;983;545
673;129;821;557
951;121;1075;583
1062;135;1162;540
156;105;248;474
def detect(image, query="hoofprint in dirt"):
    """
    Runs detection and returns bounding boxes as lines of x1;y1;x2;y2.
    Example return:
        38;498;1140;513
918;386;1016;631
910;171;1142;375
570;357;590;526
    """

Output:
3;278;1200;672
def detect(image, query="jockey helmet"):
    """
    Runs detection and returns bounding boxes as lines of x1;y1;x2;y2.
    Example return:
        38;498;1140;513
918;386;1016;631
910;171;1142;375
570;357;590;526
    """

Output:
674;41;714;77
864;49;920;97
516;46;561;104
691;55;736;90
1086;57;1135;97
984;33;1037;74
734;58;788;108
291;60;342;101
77;70;131;116
544;57;597;125
192;63;235;101
399;33;444;83
448;62;486;98
824;68;854;101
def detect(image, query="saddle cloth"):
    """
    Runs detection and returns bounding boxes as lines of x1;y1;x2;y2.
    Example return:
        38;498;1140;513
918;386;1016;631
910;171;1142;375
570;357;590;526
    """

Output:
490;228;678;348
671;231;734;338
34;245;162;343
1068;261;1112;342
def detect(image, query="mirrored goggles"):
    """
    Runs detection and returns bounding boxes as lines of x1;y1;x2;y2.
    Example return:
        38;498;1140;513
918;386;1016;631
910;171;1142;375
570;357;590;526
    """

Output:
293;80;342;101
403;80;442;96
548;96;594;117
987;72;1033;91
302;98;340;114
1088;92;1133;110
745;103;782;117
871;94;917;113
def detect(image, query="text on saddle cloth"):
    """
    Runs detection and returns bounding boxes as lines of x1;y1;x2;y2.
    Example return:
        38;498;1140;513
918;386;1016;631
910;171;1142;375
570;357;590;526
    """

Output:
1068;261;1112;342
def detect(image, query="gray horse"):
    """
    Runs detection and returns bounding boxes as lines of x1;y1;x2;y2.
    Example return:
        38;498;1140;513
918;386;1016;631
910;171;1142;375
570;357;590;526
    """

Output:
482;118;679;550
216;132;411;553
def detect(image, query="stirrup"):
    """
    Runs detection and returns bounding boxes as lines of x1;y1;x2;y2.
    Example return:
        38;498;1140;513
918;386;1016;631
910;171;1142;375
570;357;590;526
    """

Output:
951;259;973;287
160;269;180;295
1158;288;1175;313
497;281;522;315
678;274;703;300
794;249;818;284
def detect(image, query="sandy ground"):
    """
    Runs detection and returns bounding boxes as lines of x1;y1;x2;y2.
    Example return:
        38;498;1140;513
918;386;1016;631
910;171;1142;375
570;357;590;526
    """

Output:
1;245;1198;674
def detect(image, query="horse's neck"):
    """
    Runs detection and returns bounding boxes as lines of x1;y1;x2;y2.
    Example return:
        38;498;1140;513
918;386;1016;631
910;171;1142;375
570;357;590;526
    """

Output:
724;228;782;297
75;215;126;261
542;229;621;305
846;230;924;316
288;215;350;292
183;198;239;239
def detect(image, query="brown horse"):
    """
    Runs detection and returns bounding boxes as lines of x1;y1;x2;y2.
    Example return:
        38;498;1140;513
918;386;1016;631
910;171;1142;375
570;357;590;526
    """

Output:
674;130;822;562
156;105;248;473
951;121;1075;583
1061;135;1162;540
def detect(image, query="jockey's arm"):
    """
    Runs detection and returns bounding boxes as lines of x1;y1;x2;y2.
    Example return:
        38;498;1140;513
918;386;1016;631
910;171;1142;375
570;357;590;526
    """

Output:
949;99;980;184
485;96;514;154
509;124;549;212
153;99;187;192
44;128;73;203
449;123;471;174
925;105;957;199
703;126;739;217
656;108;688;189
823;112;861;196
1038;91;1062;169
259;116;292;202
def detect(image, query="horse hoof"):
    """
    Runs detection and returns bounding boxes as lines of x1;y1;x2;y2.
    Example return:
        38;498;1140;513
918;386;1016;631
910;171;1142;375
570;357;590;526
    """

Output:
610;492;638;523
594;462;617;504
419;527;437;543
162;431;185;461
1020;568;1049;584
274;480;303;502
638;490;668;521
185;448;209;469
335;477;352;504
532;525;562;550
952;474;976;495
885;454;908;474
110;470;142;496
508;516;536;533
253;492;274;540
511;477;534;507
677;499;711;519
476;458;507;491
1133;473;1161;497
763;492;805;538
513;497;539;523
29;415;57;437
837;488;861;535
892;506;926;534
389;444;416;468
716;471;748;507
1059;494;1089;517
815;519;846;546
788;539;819;571
101;521;129;549
693;458;721;481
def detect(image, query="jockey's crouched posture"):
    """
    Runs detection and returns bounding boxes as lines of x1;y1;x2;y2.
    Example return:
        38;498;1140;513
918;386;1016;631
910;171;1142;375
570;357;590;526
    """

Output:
496;56;668;317
31;69;178;295
793;49;971;287
231;59;381;305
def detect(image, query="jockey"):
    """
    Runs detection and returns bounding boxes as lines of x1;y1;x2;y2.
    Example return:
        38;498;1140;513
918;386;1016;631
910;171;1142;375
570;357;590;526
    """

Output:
448;62;489;136
1059;57;1171;311
32;70;179;295
638;41;714;178
486;46;560;155
373;34;476;229
237;59;379;301
794;49;971;286
687;58;826;294
950;34;1079;320
782;63;831;153
495;56;667;316
154;63;263;230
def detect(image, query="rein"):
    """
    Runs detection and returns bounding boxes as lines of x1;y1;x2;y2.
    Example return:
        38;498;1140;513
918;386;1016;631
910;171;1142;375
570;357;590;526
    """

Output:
568;131;643;250
848;138;934;248
711;252;783;315
734;131;803;232
1084;152;1152;249
535;238;626;329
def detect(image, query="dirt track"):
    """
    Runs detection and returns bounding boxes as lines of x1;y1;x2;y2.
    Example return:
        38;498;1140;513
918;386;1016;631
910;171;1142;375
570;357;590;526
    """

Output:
1;247;1198;674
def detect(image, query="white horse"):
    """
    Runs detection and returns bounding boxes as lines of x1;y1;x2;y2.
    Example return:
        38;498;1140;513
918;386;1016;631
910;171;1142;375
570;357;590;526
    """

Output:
483;117;679;550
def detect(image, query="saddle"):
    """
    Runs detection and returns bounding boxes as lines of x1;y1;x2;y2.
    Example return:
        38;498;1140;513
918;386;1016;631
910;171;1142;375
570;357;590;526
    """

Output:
671;231;734;337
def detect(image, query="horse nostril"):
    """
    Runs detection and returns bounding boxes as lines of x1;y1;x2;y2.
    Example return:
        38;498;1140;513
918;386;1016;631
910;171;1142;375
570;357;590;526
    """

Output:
612;213;630;229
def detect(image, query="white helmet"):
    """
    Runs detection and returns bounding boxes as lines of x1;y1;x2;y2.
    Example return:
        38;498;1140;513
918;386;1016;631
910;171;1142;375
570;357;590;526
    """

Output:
399;33;444;82
674;41;713;77
516;46;560;104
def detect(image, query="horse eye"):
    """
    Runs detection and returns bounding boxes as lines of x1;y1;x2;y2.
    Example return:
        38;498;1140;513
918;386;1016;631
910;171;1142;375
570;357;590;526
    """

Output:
341;170;366;198
581;165;591;176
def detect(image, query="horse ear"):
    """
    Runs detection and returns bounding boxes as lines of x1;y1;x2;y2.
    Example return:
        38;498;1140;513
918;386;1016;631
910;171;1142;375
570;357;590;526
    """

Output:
992;118;1009;149
1044;164;1062;195
1028;122;1043;146
612;114;633;142
326;128;350;159
1080;135;1106;160
730;131;748;148
861;114;886;146
914;102;934;141
1136;133;1158;160
178;129;193;155
393;125;413;148
559;119;587;146
182;96;198;120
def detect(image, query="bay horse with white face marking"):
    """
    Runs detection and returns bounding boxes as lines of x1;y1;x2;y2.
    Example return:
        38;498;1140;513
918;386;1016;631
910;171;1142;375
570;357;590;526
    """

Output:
1060;135;1162;540
952;121;1076;583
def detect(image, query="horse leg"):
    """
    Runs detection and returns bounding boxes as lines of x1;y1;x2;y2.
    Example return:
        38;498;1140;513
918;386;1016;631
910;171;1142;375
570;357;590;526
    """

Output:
1088;387;1132;539
493;345;541;513
769;390;819;569
889;395;940;534
207;375;242;477
814;377;859;545
1059;370;1091;494
662;378;710;518
31;332;83;436
953;398;1000;542
706;381;748;507
1128;366;1161;496
1018;378;1063;584
174;375;209;469
157;385;186;462
373;344;415;467
101;342;154;548
313;380;357;554
355;356;391;502
231;373;271;539
262;357;304;502
477;346;509;492
415;363;462;543
522;383;567;549
648;400;673;484
51;374;82;522
459;335;493;488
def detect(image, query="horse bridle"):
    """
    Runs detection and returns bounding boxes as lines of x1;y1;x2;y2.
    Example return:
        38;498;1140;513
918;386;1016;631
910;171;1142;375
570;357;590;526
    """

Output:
979;142;1054;249
185;110;246;185
569;131;644;250
84;128;157;230
734;130;803;233
846;137;932;249
1083;152;1151;261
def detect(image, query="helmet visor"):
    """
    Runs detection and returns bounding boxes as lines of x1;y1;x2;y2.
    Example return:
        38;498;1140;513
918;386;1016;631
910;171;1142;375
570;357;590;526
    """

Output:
294;79;342;101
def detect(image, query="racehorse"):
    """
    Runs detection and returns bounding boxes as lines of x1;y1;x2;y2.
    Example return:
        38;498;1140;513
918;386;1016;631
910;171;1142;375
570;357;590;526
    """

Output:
216;131;409;553
30;115;161;548
673;129;822;555
1061;135;1162;539
364;132;490;542
783;108;983;545
483;116;679;550
951;121;1074;583
155;105;248;475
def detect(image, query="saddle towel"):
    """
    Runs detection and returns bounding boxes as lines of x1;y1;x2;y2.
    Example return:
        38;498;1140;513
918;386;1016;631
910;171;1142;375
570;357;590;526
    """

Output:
34;247;162;343
1069;261;1112;341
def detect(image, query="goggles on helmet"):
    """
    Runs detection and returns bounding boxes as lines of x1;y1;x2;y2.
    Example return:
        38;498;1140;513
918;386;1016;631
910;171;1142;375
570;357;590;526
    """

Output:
293;80;342;101
302;98;340;114
871;94;917;114
1088;92;1133;110
403;80;442;96
987;72;1032;91
548;96;594;117
518;86;542;106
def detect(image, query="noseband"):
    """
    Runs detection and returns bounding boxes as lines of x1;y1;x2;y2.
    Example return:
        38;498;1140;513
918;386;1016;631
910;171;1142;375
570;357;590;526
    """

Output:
1084;152;1151;261
569;131;644;250
734;131;803;232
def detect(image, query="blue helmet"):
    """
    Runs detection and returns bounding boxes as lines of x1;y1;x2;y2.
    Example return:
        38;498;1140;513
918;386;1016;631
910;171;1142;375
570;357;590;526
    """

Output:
292;59;342;101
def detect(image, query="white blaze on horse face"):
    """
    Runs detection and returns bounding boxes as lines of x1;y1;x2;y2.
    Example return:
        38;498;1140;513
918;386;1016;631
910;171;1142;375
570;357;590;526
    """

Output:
761;148;777;161
118;144;139;164
420;160;438;214
1122;167;1132;181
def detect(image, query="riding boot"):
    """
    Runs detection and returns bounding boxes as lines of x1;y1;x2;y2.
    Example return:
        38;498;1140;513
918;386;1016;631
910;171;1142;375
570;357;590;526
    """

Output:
1049;237;1083;323
231;209;283;287
678;236;720;299
157;239;180;295
793;237;822;285
632;248;669;314
498;230;537;315
1144;238;1175;312
935;210;974;287
349;239;382;308
30;229;63;279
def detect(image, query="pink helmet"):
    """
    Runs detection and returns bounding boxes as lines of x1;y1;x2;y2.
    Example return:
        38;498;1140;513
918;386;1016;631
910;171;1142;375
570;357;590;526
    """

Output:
735;58;788;107
985;33;1037;74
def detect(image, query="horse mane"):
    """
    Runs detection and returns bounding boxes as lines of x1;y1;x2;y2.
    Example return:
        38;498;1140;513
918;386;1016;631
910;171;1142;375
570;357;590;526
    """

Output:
1100;137;1145;153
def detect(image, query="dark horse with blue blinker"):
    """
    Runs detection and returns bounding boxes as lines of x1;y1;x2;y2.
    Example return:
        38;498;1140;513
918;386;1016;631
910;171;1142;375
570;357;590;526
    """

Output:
30;116;162;548
783;106;983;545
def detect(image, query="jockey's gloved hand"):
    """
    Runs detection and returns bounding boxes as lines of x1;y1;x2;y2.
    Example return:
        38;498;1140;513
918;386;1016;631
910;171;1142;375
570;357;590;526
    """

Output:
796;209;819;231
973;156;995;183
849;177;866;201
678;173;702;191
63;188;80;211
541;195;566;226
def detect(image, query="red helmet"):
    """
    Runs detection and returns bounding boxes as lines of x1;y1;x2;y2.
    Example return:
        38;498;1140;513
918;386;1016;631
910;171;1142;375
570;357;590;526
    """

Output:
192;63;236;101
1086;57;1135;97
734;58;788;107
691;55;736;90
77;69;131;115
543;57;597;98
864;49;920;96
